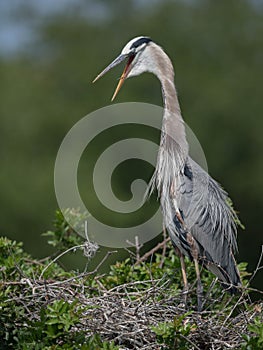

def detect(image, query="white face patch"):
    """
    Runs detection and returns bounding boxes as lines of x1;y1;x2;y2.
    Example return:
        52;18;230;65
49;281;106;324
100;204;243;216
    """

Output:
121;36;151;55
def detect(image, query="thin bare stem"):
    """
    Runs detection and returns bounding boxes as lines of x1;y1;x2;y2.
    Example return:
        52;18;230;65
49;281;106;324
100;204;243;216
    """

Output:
135;237;170;265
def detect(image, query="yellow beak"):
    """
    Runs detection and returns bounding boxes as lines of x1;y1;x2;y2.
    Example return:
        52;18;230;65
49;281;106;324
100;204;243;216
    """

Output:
93;54;135;101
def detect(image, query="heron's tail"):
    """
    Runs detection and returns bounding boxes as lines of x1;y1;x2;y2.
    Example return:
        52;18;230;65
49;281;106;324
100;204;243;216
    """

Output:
206;254;241;294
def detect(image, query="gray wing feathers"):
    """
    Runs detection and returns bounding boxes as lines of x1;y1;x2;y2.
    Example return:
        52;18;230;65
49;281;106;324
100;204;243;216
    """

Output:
177;158;241;290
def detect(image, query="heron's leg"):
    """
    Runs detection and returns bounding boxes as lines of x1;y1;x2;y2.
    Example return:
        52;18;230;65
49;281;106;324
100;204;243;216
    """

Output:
194;257;203;312
176;248;188;305
186;233;203;311
179;252;188;291
180;253;189;306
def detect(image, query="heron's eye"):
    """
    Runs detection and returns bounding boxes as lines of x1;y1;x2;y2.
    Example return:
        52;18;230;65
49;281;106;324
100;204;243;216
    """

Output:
129;48;136;55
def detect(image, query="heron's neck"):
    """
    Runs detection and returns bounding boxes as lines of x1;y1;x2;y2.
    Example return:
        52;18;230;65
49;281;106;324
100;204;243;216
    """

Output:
146;43;187;150
145;45;189;200
160;75;181;116
158;69;189;168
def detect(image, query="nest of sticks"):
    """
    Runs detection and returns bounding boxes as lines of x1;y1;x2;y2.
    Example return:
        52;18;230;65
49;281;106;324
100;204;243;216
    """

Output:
6;238;263;350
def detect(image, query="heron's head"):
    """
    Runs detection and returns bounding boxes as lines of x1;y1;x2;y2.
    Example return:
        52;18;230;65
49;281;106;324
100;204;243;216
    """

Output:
93;36;155;101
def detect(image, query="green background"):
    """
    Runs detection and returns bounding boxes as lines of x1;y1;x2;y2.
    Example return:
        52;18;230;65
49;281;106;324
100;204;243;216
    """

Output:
1;0;262;291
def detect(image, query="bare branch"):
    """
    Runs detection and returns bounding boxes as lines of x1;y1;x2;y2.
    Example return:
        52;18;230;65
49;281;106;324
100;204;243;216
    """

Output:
135;237;170;265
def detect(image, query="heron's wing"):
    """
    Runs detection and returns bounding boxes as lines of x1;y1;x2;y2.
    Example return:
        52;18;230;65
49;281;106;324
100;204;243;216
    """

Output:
176;158;241;290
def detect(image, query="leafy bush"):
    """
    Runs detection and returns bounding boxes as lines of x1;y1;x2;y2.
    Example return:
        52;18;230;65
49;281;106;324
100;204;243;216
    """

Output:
0;210;262;349
241;316;263;350
42;209;87;250
152;313;193;350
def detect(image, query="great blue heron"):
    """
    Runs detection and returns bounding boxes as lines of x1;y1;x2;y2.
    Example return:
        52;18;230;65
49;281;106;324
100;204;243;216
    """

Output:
93;36;241;310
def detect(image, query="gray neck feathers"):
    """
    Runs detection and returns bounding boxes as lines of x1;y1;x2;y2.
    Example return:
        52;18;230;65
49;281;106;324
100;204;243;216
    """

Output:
146;44;189;205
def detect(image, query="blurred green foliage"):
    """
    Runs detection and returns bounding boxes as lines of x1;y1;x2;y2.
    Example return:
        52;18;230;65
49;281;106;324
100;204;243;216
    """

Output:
0;0;262;291
42;209;87;250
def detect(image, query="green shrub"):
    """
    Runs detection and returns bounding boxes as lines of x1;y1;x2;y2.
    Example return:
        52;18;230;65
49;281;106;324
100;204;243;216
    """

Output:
241;317;263;350
0;210;261;349
152;313;193;350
